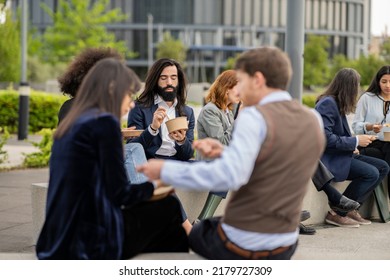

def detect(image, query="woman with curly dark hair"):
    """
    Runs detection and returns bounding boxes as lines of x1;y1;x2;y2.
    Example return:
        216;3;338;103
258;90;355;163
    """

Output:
57;47;123;124
57;47;150;183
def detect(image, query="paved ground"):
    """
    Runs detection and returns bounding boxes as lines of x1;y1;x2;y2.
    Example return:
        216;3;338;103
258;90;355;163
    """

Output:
1;134;390;260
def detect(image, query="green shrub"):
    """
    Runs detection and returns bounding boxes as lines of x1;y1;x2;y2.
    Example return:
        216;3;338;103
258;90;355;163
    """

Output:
302;94;318;108
23;128;54;168
0;90;68;133
0;127;10;164
0;91;18;133
0;10;20;82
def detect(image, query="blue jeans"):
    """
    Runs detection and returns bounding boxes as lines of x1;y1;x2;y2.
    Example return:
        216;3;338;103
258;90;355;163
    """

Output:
344;154;389;205
124;143;148;184
124;143;188;221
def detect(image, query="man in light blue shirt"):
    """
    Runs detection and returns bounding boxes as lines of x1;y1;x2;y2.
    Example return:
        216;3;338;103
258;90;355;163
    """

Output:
138;47;325;260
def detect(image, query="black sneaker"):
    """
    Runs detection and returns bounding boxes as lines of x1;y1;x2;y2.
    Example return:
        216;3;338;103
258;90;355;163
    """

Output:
299;223;316;235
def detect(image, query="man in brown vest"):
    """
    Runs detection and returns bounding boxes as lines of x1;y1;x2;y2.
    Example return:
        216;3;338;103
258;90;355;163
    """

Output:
138;47;325;259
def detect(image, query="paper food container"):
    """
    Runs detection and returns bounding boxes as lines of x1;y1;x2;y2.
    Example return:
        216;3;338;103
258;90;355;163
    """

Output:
121;129;144;138
165;117;188;133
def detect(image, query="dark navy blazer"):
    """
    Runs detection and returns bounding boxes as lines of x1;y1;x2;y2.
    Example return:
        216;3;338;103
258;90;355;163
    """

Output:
36;110;154;259
127;102;195;160
315;96;357;181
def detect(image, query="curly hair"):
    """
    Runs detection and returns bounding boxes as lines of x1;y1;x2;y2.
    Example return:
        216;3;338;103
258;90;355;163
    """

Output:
55;58;141;138
58;47;124;97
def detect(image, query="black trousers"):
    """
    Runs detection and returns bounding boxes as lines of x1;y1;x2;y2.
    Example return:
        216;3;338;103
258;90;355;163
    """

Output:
189;217;297;260
359;140;390;192
121;195;189;259
312;160;334;191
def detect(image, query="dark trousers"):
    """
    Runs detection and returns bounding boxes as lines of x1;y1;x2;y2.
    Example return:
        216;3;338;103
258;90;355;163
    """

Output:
344;154;389;204
359;140;390;192
312;160;334;191
189;217;297;260
121;195;189;259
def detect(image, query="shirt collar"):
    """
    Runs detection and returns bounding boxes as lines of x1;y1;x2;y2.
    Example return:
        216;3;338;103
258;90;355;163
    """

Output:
259;91;292;105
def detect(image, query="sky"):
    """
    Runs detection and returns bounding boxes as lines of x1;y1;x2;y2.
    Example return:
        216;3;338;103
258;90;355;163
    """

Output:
371;0;390;36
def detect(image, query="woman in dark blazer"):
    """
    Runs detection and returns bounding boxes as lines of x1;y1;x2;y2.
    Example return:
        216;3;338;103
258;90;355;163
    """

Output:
315;68;389;227
36;58;188;259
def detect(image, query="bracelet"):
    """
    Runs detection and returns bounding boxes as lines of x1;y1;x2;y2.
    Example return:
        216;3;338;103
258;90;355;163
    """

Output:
150;125;157;132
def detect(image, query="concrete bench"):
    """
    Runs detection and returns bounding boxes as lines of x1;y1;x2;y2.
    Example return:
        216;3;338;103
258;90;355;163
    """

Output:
31;183;49;243
31;180;390;243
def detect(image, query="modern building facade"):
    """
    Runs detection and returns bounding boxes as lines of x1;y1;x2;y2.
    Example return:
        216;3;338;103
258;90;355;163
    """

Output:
11;0;371;82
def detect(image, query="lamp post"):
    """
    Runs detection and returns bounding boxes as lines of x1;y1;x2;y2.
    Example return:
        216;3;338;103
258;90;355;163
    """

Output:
147;13;153;70
285;0;305;102
18;0;29;140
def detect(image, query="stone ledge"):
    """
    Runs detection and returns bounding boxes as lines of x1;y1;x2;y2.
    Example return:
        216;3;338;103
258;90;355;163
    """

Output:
301;180;389;225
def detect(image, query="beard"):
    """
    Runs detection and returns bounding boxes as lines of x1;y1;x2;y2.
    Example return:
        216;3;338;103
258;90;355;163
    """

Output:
157;85;177;102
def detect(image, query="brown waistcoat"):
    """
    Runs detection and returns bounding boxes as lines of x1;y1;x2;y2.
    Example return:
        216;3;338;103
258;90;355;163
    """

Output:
222;100;325;233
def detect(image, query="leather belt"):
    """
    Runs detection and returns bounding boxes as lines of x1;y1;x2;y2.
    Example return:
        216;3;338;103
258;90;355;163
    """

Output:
217;223;291;259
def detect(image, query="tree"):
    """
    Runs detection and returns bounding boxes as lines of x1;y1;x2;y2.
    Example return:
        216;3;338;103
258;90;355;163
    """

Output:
156;32;188;67
329;54;351;82
380;38;390;63
224;53;241;70
41;0;132;64
0;9;20;82
329;53;384;88
303;35;330;89
352;54;384;86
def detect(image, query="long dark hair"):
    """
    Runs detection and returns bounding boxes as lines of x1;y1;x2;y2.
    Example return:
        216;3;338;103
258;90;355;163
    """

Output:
316;68;360;115
137;58;188;116
366;65;390;95
55;58;141;139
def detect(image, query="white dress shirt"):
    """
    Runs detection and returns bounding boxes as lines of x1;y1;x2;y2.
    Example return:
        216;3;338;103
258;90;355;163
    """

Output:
153;95;179;157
